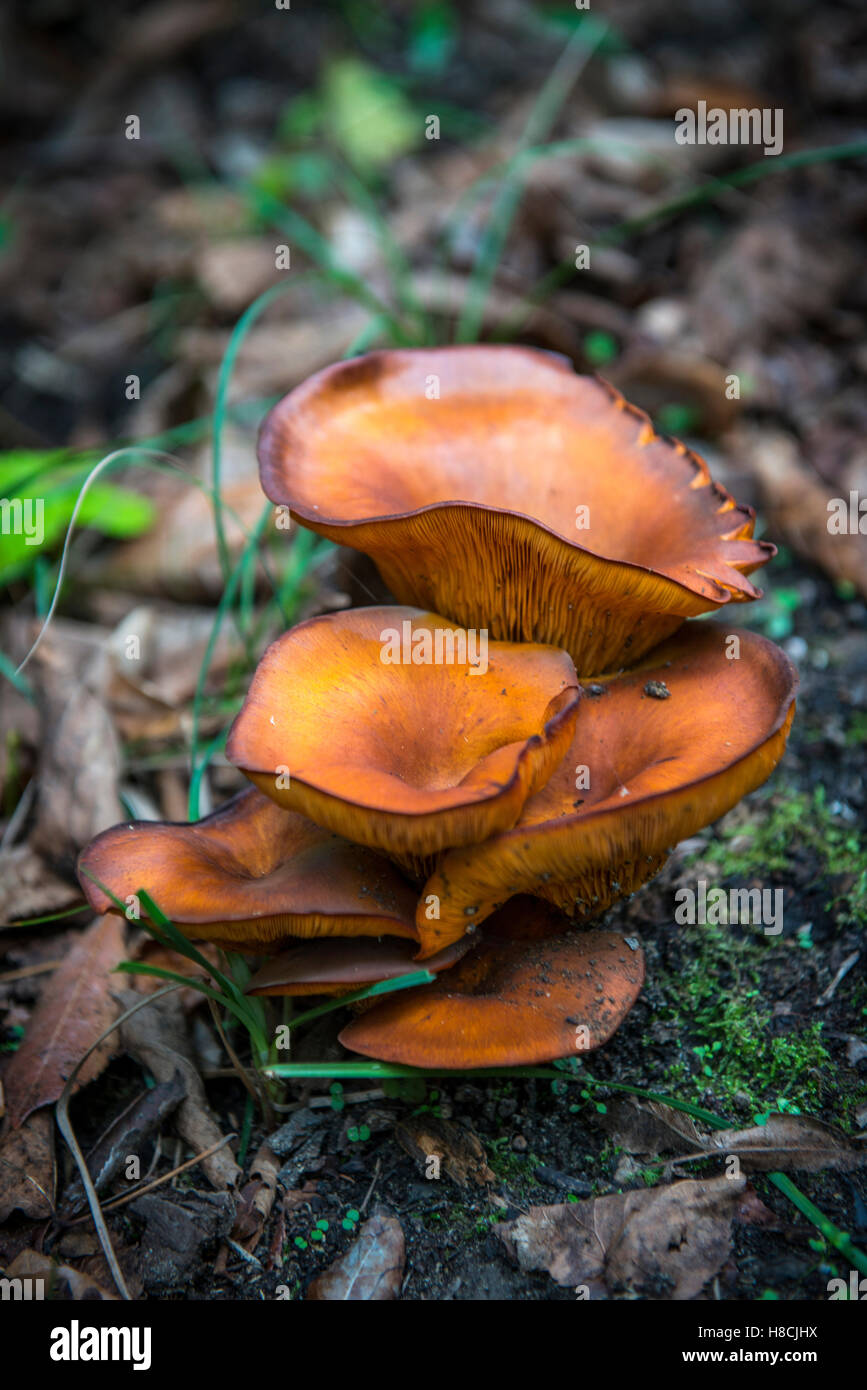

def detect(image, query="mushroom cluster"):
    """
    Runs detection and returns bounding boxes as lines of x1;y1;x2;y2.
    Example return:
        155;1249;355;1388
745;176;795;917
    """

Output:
79;346;798;1069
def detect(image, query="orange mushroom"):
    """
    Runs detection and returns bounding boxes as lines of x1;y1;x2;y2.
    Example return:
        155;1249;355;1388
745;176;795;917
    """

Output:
226;606;580;864
258;347;773;674
339;898;646;1068
416;625;798;957
77;786;419;951
245;935;472;996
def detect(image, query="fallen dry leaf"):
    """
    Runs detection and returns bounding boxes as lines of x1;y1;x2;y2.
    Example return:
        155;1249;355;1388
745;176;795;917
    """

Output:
60;1072;185;1216
0;1109;56;1220
691;219;850;359
3;915;126;1128
281;1180;319;1214
605;1099;865;1175
0;846;84;925
708;1114;867;1173
231;1141;280;1252
5;1248;118;1300
599;1096;707;1157
119;987;240;1190
734;1185;781;1228
497;1176;745;1299
307;1209;405;1301
30;623;123;870
107;601;244;712
395;1115;494;1187
735;427;867;599
130;1189;235;1291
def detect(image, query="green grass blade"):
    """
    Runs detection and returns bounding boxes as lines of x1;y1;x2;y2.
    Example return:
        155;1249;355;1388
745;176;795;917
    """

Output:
274;969;436;1034
0;903;90;929
455;18;609;343
242;183;411;342
769;1174;867;1278
211;282;295;587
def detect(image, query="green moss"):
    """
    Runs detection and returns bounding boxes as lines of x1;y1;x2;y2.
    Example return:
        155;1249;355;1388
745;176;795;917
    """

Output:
695;783;866;929
656;922;833;1118
486;1135;541;1189
845;712;867;748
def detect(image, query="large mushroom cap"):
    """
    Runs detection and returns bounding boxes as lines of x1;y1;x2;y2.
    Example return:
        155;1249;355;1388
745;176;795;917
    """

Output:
417;625;798;957
77;787;419;950
339;899;646;1068
226;606;580;860
259;346;773;674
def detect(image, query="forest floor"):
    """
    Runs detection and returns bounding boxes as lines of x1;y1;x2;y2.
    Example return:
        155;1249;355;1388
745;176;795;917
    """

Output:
0;0;864;1301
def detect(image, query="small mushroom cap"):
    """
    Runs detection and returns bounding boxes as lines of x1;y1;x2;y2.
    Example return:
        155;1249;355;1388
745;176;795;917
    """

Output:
226;606;580;858
245;935;471;996
259;347;773;673
417;625;798;956
77;787;418;950
339;901;646;1068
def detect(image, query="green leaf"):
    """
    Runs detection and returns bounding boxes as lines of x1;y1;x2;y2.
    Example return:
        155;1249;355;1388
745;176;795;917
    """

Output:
324;59;418;171
0;450;155;585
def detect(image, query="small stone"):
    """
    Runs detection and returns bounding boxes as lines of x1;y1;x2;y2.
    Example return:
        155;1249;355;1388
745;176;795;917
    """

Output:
644;680;670;699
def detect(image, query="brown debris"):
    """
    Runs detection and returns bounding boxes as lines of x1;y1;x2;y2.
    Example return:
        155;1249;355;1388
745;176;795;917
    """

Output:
3;914;126;1128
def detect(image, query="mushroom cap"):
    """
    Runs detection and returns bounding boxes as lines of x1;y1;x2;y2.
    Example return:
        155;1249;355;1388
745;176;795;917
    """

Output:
339;900;646;1068
245;935;472;996
259;347;773;673
226;606;580;858
77;787;419;950
417;625;798;957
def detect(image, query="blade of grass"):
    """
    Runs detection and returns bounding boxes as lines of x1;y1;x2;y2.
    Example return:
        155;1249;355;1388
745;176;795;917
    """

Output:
10;447;275;678
265;1062;564;1079
211;281;295;589
1;903;90;930
455;17;609;343
0;650;34;700
78;868;262;1040
276;969;436;1033
116;961;244;1014
604;136;867;245
768;1173;867;1277
242;183;413;343
262;1057;866;1266
135;889;257;1022
329;160;432;342
187;500;271;817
